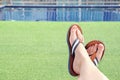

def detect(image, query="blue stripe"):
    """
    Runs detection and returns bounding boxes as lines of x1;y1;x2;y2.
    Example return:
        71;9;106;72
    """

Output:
4;5;120;8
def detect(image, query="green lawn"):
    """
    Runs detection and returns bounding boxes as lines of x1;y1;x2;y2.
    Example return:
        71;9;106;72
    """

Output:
0;21;120;80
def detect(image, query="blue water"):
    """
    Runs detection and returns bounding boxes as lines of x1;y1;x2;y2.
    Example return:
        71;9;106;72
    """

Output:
0;7;120;21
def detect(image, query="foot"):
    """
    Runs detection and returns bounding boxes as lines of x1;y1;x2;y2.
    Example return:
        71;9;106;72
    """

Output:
69;25;87;74
86;43;104;62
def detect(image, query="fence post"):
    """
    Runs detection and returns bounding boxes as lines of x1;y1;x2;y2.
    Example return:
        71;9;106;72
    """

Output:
0;0;2;5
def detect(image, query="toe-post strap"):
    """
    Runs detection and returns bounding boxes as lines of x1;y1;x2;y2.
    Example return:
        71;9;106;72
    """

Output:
93;57;99;66
72;39;80;57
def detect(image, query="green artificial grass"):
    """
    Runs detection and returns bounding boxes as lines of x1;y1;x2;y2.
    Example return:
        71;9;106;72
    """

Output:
0;21;120;80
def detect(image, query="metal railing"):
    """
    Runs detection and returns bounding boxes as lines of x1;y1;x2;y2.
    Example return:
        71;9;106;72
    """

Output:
2;0;120;6
1;0;120;21
1;5;120;21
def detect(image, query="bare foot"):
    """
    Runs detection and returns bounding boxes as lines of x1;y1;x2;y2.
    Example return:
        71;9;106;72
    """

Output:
87;43;104;63
69;25;88;74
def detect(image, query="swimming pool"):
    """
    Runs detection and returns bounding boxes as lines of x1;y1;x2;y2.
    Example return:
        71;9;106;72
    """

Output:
0;5;120;21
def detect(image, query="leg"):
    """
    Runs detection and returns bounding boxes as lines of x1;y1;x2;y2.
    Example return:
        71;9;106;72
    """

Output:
69;26;109;80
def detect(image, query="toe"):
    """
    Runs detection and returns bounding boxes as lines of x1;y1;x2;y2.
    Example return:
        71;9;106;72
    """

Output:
77;29;84;43
96;44;104;61
70;26;77;46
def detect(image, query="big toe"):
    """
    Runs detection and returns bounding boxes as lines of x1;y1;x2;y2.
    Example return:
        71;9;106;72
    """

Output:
96;44;105;61
70;26;77;46
77;29;84;43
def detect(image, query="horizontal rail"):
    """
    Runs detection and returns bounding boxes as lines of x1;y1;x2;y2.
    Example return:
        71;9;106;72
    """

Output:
3;1;120;4
3;5;120;8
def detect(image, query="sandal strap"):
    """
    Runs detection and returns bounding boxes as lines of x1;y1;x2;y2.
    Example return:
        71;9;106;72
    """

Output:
93;57;99;66
72;39;80;57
